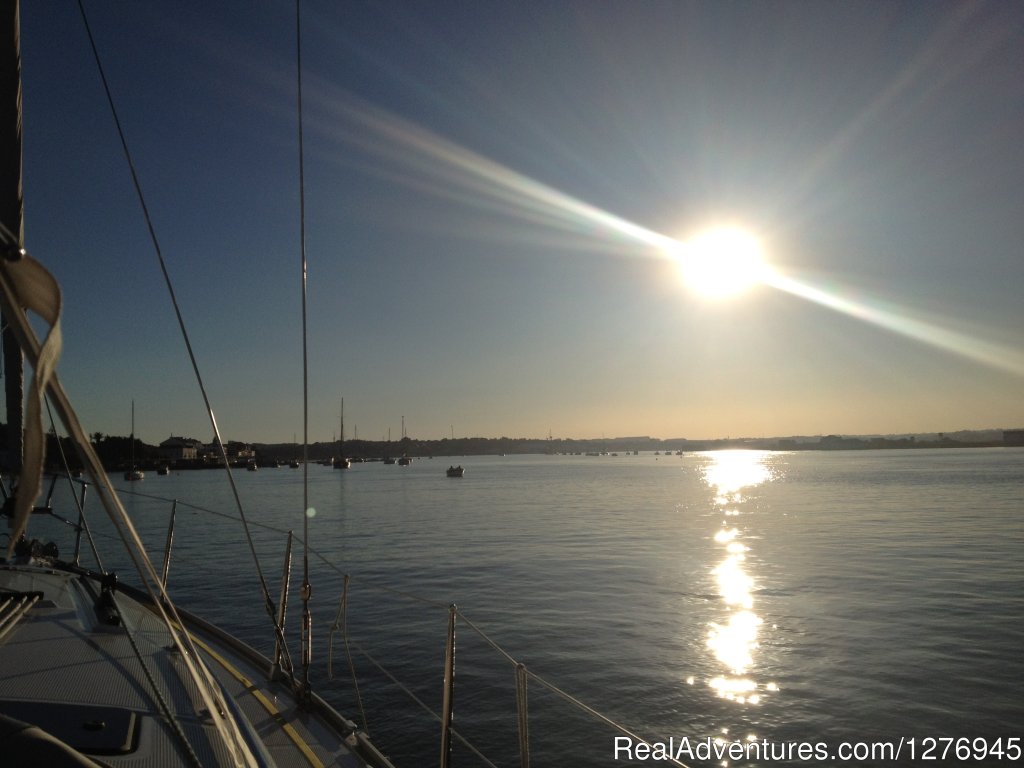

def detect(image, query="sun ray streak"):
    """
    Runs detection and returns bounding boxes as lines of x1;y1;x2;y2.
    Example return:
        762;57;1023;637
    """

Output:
763;271;1024;378
305;84;1024;382
309;87;676;252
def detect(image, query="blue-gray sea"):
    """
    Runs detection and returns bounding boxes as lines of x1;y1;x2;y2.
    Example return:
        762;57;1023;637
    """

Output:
40;448;1024;766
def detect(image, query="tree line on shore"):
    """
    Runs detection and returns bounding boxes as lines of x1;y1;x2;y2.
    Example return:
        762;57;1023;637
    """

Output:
0;425;1018;474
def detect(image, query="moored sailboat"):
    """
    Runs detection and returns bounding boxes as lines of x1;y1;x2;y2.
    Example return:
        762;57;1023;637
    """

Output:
334;398;351;469
123;400;144;481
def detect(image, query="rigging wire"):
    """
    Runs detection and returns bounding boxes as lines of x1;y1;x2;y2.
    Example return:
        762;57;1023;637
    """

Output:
295;0;314;702
327;574;370;734
74;0;295;677
345;637;502;768
42;396;104;570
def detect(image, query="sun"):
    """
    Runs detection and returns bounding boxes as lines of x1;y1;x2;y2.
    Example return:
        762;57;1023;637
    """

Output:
672;226;768;299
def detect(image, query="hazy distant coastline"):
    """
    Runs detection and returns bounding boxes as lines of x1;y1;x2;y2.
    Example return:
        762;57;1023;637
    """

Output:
254;428;1018;461
5;423;1019;473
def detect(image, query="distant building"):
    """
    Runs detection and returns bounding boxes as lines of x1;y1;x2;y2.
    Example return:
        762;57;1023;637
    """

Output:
207;436;255;460
1004;430;1024;446
226;441;255;459
158;436;202;461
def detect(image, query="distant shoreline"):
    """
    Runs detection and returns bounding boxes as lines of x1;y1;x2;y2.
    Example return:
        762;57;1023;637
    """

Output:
16;426;1022;474
125;431;1024;471
248;431;1021;462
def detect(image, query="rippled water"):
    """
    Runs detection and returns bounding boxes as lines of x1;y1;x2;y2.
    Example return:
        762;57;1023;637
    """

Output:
34;448;1024;766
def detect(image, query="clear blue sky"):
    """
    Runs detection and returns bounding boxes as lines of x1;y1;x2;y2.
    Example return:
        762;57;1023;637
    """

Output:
16;1;1024;444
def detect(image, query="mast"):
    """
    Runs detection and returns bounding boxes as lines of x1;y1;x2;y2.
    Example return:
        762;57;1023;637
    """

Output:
295;0;314;701
333;400;350;469
122;399;144;480
129;399;134;468
1;0;24;475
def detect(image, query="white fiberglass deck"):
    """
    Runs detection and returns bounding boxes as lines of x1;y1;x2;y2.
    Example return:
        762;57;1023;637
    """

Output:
0;563;389;767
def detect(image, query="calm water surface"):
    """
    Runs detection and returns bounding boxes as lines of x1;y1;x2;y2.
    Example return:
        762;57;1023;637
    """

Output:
40;448;1024;766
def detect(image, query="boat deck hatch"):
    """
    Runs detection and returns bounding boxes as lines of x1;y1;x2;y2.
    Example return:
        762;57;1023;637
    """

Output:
0;699;139;755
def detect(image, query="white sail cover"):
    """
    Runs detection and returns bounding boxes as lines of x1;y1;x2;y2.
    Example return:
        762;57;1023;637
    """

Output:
0;247;62;556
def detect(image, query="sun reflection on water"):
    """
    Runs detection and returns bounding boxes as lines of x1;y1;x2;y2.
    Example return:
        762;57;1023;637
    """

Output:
700;450;777;705
713;554;754;609
704;451;771;506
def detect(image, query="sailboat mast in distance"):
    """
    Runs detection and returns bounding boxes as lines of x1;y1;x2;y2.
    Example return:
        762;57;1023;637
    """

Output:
334;397;350;469
124;399;144;480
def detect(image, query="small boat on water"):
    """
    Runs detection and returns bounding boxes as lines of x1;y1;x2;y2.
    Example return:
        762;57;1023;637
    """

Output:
156;465;170;475
446;465;465;477
398;456;412;466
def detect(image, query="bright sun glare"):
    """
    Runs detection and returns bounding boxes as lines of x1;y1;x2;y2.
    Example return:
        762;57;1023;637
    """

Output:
673;226;768;299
